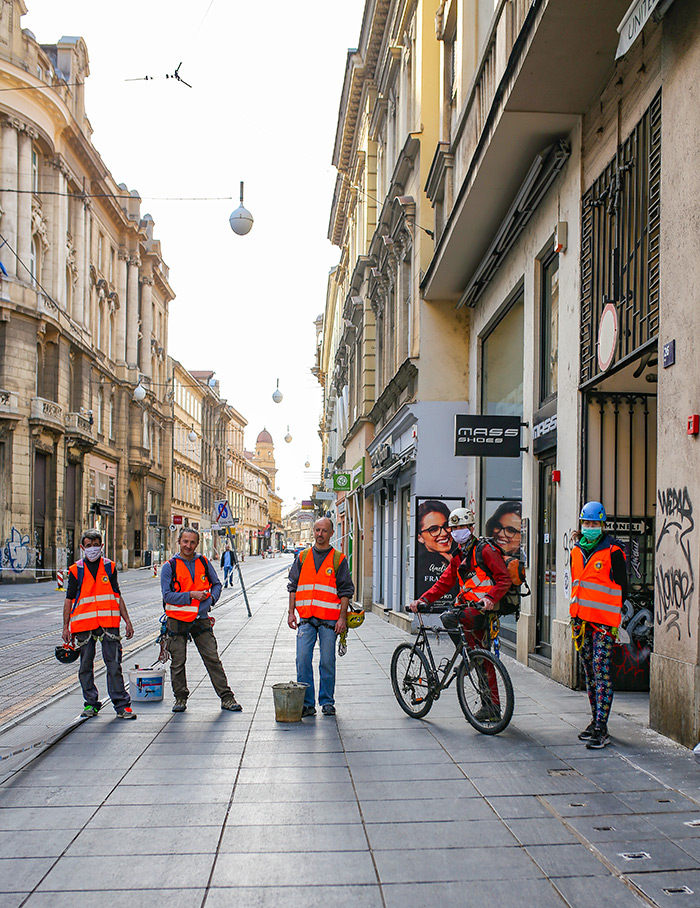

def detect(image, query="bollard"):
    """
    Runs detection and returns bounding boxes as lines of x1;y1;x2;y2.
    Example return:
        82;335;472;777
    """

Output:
55;570;64;591
152;562;158;577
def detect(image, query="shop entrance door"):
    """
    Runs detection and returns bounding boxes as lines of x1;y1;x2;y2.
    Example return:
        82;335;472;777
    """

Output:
536;457;557;658
583;390;656;690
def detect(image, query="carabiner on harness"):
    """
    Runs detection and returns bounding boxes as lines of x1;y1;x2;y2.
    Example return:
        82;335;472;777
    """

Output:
489;613;501;659
571;618;587;651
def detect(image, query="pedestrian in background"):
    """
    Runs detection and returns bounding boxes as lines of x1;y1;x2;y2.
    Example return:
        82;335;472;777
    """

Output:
220;542;235;588
62;529;136;720
570;501;628;749
287;517;354;717
161;528;242;713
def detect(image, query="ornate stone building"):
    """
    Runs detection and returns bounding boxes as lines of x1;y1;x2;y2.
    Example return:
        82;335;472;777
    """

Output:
0;3;173;578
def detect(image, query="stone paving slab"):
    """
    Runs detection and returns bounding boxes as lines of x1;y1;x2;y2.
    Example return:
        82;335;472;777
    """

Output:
2;570;700;907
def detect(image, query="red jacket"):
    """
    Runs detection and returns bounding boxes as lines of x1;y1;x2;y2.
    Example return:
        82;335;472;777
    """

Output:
420;543;512;606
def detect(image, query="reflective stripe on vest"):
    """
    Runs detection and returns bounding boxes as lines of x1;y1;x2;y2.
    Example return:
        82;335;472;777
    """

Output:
456;555;497;604
569;544;623;628
69;559;120;632
295;548;344;621
165;556;211;623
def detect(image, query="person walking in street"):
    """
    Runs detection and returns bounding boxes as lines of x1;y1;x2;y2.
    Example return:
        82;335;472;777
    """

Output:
570;501;628;749
287;517;354;717
220;542;235;588
161;527;242;713
62;529;137;720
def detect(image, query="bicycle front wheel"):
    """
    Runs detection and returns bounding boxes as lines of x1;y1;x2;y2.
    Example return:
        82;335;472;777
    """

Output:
457;648;514;735
390;642;434;718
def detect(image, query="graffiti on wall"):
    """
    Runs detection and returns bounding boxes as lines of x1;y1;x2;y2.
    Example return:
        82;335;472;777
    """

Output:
612;590;654;689
655;486;696;641
1;527;32;573
562;528;574;599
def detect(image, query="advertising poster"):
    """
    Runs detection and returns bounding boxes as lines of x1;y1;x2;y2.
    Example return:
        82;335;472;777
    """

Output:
414;497;464;607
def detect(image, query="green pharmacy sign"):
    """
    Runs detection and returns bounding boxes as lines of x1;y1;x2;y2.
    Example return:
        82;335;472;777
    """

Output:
333;472;351;491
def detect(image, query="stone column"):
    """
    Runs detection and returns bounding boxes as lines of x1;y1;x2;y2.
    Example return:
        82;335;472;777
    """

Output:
0;119;18;277
17;131;32;278
126;257;140;367
139;275;153;379
116;250;128;363
71;200;85;324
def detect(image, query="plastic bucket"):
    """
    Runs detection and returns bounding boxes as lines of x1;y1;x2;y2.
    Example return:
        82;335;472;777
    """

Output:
272;681;308;722
128;666;166;702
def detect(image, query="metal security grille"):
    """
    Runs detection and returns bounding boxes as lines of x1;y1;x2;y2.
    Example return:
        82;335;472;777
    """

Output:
580;91;661;385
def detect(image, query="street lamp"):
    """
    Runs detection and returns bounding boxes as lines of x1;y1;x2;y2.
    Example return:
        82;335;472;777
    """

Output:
285;425;292;444
229;181;254;236
272;378;283;404
133;381;146;402
188;426;197;443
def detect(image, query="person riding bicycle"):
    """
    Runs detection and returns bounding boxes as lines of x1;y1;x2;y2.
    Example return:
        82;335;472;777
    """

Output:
409;506;511;675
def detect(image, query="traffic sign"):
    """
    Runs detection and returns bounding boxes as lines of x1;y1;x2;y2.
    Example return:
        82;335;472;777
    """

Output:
213;499;235;526
169;524;177;532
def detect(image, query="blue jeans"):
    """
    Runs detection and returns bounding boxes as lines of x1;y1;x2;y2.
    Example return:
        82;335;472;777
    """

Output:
223;565;233;587
296;620;337;708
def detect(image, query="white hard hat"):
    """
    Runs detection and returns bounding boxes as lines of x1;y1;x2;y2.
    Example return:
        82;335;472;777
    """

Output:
448;507;475;527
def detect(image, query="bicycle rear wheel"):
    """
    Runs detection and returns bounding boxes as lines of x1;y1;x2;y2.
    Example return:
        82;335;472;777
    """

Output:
456;648;514;735
390;642;434;718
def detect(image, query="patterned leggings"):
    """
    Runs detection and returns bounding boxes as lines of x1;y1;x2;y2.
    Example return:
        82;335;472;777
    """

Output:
580;624;615;728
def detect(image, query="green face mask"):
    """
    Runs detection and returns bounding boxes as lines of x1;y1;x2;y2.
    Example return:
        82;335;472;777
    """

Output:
581;527;602;543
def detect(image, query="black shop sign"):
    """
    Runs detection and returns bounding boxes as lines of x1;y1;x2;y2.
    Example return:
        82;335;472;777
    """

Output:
455;415;521;458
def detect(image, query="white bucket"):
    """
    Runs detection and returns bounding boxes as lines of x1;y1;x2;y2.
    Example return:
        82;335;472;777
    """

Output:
128;666;165;701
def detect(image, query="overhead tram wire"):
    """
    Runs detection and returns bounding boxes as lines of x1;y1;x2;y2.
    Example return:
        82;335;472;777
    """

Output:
337;172;435;239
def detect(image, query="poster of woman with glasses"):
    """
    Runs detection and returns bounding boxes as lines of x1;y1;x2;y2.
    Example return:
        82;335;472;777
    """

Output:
414;497;464;607
484;501;522;556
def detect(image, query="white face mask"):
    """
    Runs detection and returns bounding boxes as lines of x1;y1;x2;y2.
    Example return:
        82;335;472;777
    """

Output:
451;527;472;544
82;545;103;562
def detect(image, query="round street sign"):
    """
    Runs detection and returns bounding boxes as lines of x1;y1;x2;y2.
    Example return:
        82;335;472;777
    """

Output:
169;524;177;532
597;302;618;373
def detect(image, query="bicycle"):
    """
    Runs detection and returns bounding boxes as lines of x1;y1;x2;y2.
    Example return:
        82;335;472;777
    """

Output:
390;605;515;735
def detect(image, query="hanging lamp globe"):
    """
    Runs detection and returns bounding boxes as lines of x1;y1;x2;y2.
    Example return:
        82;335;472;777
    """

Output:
133;382;146;402
272;378;283;404
229;181;254;236
284;425;292;444
188;427;197;443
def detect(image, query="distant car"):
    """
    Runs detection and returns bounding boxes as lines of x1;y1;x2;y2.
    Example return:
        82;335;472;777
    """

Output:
293;544;305;556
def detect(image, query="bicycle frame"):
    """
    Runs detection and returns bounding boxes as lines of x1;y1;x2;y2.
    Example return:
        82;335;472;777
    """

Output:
410;611;473;697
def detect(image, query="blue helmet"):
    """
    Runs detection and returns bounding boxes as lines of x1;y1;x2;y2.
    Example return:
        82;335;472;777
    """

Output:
580;501;606;522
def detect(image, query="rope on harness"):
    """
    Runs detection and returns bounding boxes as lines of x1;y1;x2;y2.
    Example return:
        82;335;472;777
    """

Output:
489;613;501;659
337;631;347;657
571;618;587;651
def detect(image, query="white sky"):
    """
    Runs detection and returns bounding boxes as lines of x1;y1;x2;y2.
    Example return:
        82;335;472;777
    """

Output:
22;0;366;513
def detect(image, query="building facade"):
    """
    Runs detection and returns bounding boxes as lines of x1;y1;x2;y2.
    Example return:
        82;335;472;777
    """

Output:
322;0;700;745
0;4;173;579
169;359;204;553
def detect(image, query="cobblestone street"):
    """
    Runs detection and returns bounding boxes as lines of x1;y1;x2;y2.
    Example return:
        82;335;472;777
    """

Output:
1;569;700;907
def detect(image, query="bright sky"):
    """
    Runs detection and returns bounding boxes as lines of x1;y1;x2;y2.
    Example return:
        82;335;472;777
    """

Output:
22;0;365;513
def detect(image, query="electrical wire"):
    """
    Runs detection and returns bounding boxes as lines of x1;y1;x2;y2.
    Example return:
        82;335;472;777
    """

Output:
338;172;434;239
0;187;233;201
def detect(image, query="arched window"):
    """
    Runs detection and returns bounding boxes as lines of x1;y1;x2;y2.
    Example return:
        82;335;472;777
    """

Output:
36;343;44;396
142;410;149;448
97;387;104;435
96;302;103;351
108;312;114;360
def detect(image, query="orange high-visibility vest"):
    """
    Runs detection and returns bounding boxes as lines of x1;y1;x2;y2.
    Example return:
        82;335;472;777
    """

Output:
295;548;345;621
68;559;120;633
164;556;212;622
569;542;623;628
455;551;498;604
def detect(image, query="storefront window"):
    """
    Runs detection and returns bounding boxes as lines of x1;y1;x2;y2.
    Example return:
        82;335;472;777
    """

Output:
481;296;524;638
540;254;559;403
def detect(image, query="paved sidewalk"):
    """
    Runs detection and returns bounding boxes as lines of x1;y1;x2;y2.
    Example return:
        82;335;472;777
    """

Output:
1;571;699;908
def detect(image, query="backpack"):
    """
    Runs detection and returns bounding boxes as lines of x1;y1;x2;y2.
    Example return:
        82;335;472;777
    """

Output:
473;538;530;618
74;558;116;596
299;547;344;574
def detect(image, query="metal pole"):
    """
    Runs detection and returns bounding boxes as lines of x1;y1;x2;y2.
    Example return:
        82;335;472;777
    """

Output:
229;526;251;617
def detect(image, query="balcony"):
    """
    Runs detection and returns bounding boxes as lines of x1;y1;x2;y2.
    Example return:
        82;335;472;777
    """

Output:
65;412;96;452
423;0;632;302
129;445;153;477
29;397;64;435
0;389;20;424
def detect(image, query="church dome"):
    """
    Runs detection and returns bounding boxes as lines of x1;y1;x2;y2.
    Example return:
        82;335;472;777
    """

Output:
256;428;273;444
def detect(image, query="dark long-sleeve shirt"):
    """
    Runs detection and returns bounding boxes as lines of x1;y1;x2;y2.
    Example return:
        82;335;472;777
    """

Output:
66;557;121;600
420;543;512;606
161;554;222;618
287;546;355;599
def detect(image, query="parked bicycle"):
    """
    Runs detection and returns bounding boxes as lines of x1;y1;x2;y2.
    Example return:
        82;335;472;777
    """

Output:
390;605;514;734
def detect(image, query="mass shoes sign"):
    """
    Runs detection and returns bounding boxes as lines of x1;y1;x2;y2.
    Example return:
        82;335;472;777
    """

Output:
532;399;558;455
455;415;521;458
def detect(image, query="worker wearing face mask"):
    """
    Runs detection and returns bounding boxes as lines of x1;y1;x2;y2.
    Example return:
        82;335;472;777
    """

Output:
569;501;628;750
62;528;136;720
